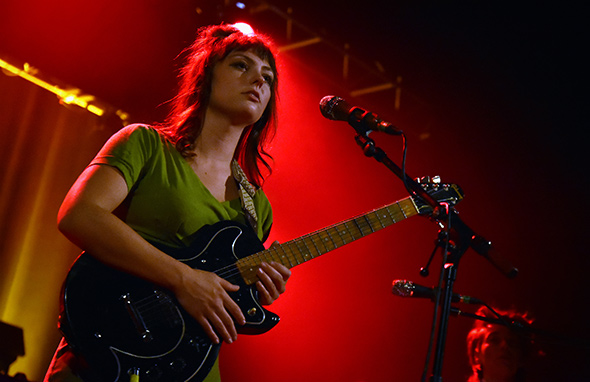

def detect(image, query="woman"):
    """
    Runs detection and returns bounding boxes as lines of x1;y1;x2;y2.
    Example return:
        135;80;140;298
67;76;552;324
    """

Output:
466;306;534;382
44;23;290;382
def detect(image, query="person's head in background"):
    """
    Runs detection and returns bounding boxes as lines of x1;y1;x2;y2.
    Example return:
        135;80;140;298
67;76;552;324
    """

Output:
467;306;534;382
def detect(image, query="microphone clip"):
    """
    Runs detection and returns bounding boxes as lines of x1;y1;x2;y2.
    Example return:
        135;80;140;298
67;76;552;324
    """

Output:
349;107;402;136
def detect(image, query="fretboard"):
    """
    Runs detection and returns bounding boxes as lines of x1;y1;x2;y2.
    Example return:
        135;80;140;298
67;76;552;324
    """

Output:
236;196;419;285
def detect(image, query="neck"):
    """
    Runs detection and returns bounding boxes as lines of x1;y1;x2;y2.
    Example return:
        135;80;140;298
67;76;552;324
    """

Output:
192;110;246;165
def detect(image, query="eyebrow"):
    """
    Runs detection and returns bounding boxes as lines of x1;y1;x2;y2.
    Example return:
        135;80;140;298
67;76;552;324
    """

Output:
230;52;273;75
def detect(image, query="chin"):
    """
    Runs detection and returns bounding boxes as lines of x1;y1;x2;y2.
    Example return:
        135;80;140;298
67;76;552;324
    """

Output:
234;109;264;127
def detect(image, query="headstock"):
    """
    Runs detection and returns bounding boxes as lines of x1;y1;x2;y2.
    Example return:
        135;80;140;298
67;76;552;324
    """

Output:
412;177;464;216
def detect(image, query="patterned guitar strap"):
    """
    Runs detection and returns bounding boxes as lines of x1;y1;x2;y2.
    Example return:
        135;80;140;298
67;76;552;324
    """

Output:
231;159;258;234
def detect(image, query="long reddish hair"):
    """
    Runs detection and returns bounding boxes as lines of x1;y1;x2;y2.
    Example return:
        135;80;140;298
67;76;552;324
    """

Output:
159;24;279;187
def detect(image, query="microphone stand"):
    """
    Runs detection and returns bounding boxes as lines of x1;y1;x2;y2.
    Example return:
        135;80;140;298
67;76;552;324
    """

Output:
347;114;517;381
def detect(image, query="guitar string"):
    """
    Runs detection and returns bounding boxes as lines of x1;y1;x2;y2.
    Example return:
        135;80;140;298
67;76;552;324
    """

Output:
213;201;414;283
125;206;407;326
214;203;407;281
130;208;388;325
130;202;412;312
124;201;419;327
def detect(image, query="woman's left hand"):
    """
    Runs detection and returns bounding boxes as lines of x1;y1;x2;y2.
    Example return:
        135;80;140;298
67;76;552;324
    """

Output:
256;260;291;305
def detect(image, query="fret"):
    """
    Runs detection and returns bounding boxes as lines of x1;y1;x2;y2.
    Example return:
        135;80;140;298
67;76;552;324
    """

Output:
317;230;335;252
300;238;315;261
389;203;405;223
326;228;337;249
333;223;348;245
293;239;310;262
399;202;407;219
304;235;322;257
363;214;376;234
374;209;387;229
390;201;406;221
383;204;397;223
278;245;294;268
287;244;300;266
285;241;302;265
354;216;370;236
402;199;418;217
381;205;396;225
260;249;272;266
243;255;258;270
311;232;329;254
351;218;364;237
343;221;358;241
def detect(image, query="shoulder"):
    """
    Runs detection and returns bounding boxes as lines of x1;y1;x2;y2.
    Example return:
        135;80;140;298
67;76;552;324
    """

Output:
111;123;164;142
102;124;172;153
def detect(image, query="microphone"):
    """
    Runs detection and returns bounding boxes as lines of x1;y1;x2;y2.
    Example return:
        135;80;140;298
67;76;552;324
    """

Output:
392;279;483;305
319;95;403;135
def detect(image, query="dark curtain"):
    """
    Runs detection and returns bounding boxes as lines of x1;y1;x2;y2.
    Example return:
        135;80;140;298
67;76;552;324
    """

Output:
0;69;118;381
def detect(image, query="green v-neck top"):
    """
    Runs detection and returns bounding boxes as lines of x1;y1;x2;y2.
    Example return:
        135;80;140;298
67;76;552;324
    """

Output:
90;124;273;247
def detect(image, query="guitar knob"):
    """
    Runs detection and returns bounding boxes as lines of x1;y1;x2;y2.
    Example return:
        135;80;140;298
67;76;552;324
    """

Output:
247;307;257;316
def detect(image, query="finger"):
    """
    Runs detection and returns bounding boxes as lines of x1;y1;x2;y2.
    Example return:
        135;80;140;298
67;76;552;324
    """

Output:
258;264;280;300
196;316;220;344
269;261;292;281
223;293;246;326
220;278;241;292
209;309;238;344
261;262;289;293
219;279;246;325
256;280;272;304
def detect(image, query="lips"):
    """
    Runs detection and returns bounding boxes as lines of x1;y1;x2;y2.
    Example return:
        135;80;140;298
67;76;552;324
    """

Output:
244;90;260;102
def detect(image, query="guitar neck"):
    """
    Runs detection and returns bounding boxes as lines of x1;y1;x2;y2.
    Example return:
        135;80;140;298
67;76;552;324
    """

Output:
236;196;420;285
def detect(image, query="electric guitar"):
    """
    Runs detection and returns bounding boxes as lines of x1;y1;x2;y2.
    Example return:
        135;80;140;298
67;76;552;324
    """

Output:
59;182;463;382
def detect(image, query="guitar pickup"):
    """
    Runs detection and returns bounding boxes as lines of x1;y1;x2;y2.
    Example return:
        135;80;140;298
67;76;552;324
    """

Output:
120;293;153;343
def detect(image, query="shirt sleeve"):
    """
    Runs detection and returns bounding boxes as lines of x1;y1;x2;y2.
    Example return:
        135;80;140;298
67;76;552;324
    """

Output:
90;124;161;191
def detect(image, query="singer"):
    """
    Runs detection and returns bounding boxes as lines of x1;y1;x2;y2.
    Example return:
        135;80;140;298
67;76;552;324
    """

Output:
43;23;291;382
466;306;535;382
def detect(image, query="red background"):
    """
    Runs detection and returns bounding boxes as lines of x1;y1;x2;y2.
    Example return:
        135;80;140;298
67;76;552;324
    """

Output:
0;1;587;381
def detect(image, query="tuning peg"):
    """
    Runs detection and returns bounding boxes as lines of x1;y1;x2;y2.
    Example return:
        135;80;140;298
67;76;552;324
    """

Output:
415;175;442;184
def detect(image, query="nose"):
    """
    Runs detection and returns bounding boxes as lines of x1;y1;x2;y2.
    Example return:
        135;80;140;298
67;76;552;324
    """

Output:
251;69;266;87
252;75;264;88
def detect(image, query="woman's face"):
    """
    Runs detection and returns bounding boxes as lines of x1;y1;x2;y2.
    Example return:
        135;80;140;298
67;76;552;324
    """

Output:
477;325;524;381
207;48;274;127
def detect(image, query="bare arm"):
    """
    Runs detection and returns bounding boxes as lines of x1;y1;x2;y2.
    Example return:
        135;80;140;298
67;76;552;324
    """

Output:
58;164;246;344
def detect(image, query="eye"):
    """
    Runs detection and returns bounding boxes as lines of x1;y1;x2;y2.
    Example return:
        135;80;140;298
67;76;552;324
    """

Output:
263;74;273;84
231;61;248;70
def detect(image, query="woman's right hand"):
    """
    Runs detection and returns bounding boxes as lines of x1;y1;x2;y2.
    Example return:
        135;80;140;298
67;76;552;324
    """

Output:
173;266;246;344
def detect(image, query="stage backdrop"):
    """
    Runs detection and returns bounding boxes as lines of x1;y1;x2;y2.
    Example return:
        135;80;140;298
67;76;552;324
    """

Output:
0;71;120;380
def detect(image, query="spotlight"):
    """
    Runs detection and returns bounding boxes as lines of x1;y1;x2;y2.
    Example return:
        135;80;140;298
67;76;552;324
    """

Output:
235;2;246;9
232;22;255;36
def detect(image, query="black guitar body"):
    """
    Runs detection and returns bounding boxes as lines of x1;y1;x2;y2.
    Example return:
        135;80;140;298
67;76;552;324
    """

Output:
60;221;280;382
